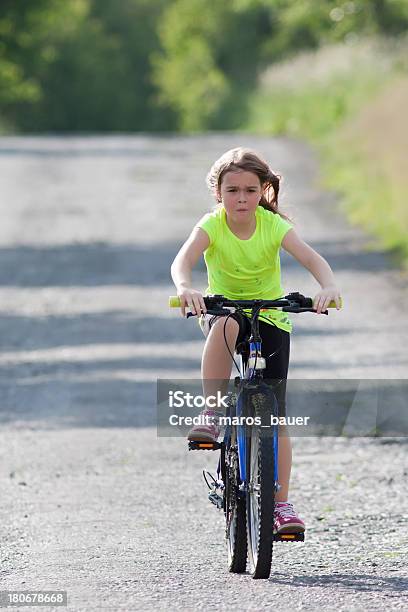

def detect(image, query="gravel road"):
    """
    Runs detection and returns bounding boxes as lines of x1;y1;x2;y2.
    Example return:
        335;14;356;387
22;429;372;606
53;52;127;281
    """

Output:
0;134;407;611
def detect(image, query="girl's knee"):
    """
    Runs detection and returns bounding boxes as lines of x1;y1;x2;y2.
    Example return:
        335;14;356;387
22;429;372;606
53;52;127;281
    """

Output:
211;316;240;340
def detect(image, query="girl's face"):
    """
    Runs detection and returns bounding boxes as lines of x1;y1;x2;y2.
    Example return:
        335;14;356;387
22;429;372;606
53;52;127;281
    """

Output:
218;170;263;223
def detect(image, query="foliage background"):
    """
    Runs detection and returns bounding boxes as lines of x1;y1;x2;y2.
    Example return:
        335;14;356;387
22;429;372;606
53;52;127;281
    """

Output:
2;0;408;132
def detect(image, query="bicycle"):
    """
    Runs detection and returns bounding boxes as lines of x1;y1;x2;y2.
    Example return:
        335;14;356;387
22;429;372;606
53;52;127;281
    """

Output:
169;292;340;579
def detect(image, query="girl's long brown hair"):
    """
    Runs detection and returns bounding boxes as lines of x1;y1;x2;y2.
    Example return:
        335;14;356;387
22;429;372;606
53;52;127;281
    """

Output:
206;147;291;221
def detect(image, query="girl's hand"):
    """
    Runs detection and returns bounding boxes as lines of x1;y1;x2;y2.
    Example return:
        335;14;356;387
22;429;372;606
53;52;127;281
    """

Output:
177;287;207;317
313;285;342;314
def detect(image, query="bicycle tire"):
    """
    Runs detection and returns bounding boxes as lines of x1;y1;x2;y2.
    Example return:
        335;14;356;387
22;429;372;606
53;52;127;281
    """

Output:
225;426;247;573
245;385;278;579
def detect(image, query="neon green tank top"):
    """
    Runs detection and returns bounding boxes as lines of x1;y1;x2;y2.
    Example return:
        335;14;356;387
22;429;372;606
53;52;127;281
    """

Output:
196;205;293;333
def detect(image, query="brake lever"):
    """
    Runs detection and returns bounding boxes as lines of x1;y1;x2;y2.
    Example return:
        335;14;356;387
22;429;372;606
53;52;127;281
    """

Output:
186;307;231;318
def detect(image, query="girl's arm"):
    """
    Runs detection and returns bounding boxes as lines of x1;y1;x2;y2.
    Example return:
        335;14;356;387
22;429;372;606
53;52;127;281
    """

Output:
281;228;342;314
171;227;210;316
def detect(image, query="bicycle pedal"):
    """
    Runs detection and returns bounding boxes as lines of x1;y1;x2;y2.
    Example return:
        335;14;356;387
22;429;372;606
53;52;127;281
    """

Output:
274;532;305;542
208;491;223;509
188;440;223;451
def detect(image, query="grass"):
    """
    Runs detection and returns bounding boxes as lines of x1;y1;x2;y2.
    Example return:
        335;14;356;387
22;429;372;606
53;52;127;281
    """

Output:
324;90;408;263
244;37;408;268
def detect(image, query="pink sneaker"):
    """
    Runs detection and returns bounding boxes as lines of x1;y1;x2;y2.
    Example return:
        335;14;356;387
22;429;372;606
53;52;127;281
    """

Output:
187;409;221;442
274;501;305;534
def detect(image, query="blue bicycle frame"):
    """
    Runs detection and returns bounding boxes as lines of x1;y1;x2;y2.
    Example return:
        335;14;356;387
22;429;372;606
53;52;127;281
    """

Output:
224;338;280;495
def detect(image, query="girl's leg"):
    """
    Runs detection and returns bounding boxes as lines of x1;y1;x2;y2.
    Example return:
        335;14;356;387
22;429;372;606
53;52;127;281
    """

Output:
201;316;240;398
258;323;291;500
260;323;304;531
187;316;240;441
276;426;292;502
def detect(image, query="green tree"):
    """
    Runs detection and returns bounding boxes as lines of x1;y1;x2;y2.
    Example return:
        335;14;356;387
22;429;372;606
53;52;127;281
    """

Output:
0;0;86;129
151;1;230;131
265;0;408;59
152;0;408;131
152;0;274;131
14;0;175;131
1;0;175;132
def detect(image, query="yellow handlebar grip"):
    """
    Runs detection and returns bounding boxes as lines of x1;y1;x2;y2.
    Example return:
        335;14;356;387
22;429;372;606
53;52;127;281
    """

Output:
328;297;343;309
169;296;181;308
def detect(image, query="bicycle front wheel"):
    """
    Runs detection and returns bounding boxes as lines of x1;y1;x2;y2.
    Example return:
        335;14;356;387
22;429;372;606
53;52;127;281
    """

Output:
246;387;278;579
225;426;247;573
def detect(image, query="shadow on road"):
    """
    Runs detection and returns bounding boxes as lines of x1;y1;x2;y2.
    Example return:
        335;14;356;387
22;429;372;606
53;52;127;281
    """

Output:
281;238;398;273
0;313;202;350
0;237;396;288
0;242;200;287
270;572;408;593
0;311;346;356
0;379;158;429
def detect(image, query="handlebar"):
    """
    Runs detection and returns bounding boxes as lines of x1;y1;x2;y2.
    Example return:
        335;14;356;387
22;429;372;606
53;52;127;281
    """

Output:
169;292;342;315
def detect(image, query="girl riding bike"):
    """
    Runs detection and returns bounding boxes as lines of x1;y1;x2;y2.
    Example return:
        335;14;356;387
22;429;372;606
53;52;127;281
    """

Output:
170;147;342;535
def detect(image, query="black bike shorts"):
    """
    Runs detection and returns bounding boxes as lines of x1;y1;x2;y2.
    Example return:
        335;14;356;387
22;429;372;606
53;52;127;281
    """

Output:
199;311;290;417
